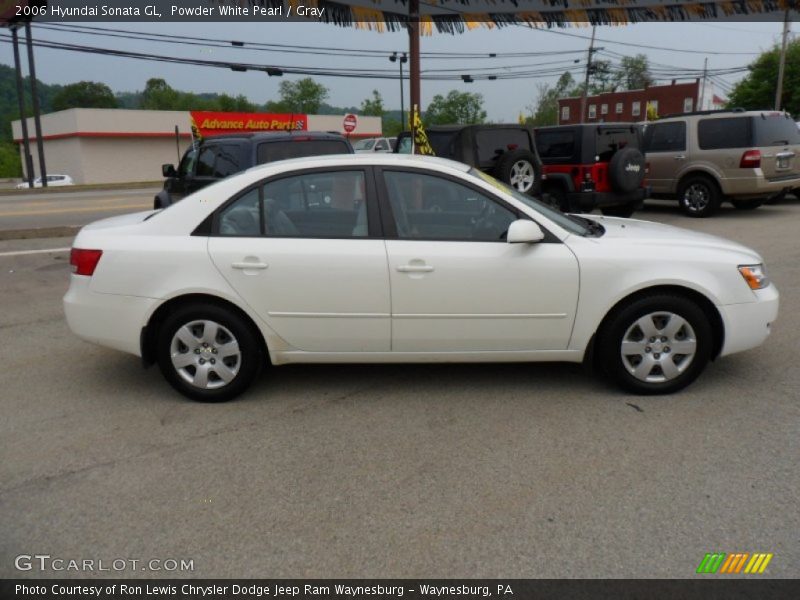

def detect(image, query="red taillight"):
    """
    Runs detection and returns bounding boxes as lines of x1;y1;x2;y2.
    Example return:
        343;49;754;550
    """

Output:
740;150;761;168
70;248;103;276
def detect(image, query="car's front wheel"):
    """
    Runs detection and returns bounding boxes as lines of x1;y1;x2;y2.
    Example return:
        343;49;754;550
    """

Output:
156;303;264;402
598;294;713;394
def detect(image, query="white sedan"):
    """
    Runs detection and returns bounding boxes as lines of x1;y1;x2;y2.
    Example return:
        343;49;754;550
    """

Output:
64;154;778;402
16;174;74;189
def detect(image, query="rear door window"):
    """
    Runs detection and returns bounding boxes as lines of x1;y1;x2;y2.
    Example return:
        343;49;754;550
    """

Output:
535;130;575;159
644;121;686;152
753;114;800;146
475;129;532;164
595;128;639;161
697;117;751;150
256;140;350;163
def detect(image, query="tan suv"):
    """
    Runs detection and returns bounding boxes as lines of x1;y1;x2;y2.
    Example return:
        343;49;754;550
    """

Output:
644;110;800;217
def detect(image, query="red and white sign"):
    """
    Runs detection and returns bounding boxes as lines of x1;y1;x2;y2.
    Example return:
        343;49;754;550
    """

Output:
343;114;358;133
190;111;308;138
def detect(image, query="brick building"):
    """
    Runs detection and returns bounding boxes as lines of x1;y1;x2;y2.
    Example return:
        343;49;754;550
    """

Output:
557;79;725;125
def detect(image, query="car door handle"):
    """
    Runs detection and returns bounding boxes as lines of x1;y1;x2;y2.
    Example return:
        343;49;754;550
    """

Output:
674;155;686;160
397;265;434;273
232;261;269;270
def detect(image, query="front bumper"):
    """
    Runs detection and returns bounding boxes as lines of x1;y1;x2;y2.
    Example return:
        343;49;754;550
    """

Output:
718;284;780;357
569;186;650;211
64;275;158;357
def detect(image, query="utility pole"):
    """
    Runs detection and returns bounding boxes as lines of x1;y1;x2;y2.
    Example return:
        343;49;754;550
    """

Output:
699;57;708;111
775;9;791;111
11;25;34;188
579;25;597;124
25;21;48;187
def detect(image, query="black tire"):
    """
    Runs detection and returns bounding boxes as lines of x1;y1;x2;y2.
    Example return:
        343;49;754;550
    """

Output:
601;204;637;218
494;149;542;196
541;185;568;212
608;147;646;193
156;303;264;402
730;198;763;210
677;175;721;218
597;293;713;395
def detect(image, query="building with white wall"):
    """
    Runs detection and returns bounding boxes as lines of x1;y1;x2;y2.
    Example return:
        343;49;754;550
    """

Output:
12;109;382;185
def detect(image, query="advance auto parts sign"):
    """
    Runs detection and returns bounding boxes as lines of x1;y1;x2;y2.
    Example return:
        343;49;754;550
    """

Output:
190;111;307;137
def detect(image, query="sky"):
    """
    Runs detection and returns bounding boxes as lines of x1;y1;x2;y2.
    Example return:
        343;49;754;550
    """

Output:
0;19;793;121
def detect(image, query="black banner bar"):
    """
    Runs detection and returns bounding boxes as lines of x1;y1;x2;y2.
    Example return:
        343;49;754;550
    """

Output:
2;579;800;600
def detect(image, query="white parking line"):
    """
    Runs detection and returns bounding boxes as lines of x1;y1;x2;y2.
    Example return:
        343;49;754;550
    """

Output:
0;247;71;257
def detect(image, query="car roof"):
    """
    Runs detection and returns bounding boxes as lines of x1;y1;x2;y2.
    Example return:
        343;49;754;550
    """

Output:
200;131;348;143
241;152;472;176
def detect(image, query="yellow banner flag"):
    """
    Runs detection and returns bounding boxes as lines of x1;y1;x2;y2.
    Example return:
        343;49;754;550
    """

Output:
411;105;435;156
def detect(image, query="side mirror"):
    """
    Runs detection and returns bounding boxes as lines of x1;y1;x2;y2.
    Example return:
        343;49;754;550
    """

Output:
507;219;545;244
162;164;177;178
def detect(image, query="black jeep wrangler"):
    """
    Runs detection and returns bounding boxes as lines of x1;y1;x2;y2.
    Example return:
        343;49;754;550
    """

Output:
534;123;650;217
395;124;543;196
155;131;353;209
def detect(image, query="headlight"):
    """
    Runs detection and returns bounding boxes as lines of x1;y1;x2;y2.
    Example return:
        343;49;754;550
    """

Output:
738;264;770;290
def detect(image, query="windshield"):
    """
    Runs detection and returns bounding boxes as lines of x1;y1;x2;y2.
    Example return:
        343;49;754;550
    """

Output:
468;168;592;236
353;139;375;151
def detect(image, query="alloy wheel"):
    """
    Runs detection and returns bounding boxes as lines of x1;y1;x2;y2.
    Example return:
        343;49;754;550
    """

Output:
509;160;535;192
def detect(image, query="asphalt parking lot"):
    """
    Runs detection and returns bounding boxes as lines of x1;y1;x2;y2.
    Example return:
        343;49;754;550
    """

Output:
1;199;798;579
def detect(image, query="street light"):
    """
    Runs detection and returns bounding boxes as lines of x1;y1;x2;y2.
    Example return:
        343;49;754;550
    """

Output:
390;52;408;130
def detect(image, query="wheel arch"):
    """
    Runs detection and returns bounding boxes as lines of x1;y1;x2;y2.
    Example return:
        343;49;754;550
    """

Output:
589;284;725;369
140;293;270;367
675;169;723;196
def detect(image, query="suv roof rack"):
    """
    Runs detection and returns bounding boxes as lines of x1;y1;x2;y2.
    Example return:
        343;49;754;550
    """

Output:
659;108;745;119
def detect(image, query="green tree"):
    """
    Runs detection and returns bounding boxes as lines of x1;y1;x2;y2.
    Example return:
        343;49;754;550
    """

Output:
425;90;486;125
614;54;653;91
268;78;329;114
524;72;580;126
728;39;800;114
52;81;117;111
360;90;385;117
140;78;180;110
0;141;21;178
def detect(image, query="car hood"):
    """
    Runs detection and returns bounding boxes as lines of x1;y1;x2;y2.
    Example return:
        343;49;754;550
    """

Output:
580;215;763;261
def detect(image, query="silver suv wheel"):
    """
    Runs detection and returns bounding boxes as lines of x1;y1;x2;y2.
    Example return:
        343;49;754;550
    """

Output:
509;160;535;193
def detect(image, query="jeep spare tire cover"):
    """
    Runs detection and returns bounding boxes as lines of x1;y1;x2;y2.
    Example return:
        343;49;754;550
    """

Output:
608;147;645;193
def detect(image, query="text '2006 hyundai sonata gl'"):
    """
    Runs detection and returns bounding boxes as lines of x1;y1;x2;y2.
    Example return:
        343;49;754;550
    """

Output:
64;154;778;402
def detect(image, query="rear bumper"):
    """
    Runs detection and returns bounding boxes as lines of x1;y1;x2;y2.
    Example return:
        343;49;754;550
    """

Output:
718;285;779;357
64;275;158;357
568;186;650;211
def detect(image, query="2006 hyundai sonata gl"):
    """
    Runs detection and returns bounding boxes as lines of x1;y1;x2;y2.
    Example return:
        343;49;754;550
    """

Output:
64;154;778;401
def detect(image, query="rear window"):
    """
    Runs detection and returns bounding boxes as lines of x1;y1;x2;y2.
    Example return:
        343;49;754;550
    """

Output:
644;121;686;152
753;114;800;146
426;131;459;157
698;117;751;150
536;130;575;159
594;128;639;161
257;140;350;164
475;129;532;163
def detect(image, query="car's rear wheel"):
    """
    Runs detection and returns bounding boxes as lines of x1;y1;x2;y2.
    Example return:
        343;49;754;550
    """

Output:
730;198;764;210
598;294;712;394
495;149;541;195
156;303;263;402
678;175;721;218
601;204;637;218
